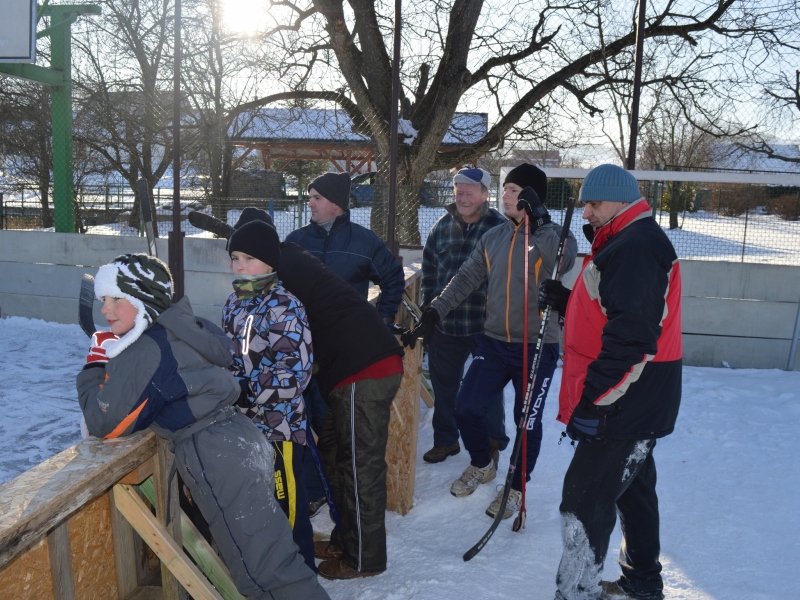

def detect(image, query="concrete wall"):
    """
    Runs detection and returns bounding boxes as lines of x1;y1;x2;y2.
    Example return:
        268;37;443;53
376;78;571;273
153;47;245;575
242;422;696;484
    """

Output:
1;230;798;370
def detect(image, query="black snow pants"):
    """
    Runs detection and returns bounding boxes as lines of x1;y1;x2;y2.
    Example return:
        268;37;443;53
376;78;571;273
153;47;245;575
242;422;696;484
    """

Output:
556;438;664;600
172;409;330;600
318;373;402;573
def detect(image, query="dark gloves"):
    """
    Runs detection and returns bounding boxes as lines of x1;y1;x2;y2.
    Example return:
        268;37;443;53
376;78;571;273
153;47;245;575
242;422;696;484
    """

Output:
538;279;571;315
400;306;440;349
566;398;610;444
384;316;409;337
516;186;551;231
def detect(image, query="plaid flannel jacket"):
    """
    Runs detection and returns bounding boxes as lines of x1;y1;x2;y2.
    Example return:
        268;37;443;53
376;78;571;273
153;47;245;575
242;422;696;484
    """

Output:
422;203;505;337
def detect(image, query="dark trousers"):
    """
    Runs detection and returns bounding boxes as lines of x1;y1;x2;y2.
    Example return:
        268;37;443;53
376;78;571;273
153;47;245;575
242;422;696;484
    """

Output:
455;335;558;490
318;373;402;573
557;439;663;600
302;378;328;501
273;441;316;573
428;329;509;450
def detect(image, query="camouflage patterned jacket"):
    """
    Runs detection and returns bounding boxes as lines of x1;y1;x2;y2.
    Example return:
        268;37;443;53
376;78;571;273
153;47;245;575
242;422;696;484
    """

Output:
222;277;313;444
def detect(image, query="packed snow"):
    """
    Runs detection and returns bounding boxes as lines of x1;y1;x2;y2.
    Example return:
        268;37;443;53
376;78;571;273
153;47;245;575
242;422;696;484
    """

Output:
1;315;797;598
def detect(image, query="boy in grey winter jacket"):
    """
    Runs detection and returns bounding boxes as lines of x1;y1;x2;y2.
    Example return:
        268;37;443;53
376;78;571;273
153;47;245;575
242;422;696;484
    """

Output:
76;253;328;600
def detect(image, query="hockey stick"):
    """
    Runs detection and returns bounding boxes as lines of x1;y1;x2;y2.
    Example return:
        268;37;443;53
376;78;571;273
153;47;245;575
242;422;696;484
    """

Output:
463;197;576;561
401;290;422;324
188;210;235;239
515;214;531;532
137;179;158;257
79;274;97;338
306;433;341;529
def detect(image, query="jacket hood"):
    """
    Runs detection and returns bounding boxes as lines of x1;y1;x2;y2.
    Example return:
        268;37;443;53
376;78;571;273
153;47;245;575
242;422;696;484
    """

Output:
156;297;233;368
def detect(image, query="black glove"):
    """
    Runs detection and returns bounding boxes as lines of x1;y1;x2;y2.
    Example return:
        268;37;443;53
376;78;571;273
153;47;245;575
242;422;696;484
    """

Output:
566;398;609;444
516;186;551;231
400;306;440;349
235;379;252;408
538;279;571;314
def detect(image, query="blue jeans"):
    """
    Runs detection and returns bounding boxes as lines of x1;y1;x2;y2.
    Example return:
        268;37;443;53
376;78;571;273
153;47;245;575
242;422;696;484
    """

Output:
455;334;559;490
428;329;509;450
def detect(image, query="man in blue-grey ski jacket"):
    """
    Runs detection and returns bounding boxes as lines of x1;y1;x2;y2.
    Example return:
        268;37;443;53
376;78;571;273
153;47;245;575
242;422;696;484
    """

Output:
285;171;405;323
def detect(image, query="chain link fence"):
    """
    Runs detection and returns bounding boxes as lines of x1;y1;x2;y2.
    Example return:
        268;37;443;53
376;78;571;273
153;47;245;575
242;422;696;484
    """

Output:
5;174;798;266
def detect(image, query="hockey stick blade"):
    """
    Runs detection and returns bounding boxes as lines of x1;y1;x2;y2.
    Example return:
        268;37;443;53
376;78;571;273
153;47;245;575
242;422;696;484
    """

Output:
463;198;577;561
188;211;235;239
79;274;97;338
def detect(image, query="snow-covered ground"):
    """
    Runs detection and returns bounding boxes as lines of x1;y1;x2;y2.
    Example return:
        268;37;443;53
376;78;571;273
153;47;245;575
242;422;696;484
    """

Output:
1;315;798;599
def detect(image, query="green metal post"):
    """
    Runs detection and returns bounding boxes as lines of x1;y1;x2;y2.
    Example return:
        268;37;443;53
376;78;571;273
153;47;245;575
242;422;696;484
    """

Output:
49;7;75;232
651;164;660;219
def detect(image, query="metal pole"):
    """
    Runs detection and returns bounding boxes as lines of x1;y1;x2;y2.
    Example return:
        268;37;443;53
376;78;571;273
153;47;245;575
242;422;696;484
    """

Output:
50;8;76;232
169;0;185;299
626;0;647;170
386;0;401;259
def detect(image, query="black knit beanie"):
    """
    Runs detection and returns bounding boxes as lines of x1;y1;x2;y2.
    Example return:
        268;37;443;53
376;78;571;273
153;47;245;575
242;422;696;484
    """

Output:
504;163;548;203
308;172;351;211
234;206;274;229
228;220;281;270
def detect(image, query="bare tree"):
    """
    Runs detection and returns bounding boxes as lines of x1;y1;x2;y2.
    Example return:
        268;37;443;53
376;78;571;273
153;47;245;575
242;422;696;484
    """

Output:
71;0;177;232
225;0;794;243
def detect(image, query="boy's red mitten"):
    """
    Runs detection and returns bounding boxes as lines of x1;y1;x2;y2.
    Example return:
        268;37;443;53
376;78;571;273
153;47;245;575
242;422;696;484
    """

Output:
86;331;120;364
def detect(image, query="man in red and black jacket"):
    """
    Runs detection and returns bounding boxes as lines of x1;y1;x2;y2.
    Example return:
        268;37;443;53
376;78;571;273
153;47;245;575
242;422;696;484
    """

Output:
540;164;681;600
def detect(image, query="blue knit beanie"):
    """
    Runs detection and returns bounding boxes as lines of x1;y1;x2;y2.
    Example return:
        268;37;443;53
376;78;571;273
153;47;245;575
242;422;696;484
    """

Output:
579;164;642;203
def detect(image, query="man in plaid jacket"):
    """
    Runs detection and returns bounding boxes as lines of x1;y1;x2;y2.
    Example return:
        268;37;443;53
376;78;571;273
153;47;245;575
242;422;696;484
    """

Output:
418;167;508;464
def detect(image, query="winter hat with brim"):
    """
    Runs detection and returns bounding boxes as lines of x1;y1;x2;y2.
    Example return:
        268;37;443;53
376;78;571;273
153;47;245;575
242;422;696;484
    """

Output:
579;164;642;203
453;167;491;190
503;163;548;204
94;253;174;358
228;219;281;271
308;172;351;211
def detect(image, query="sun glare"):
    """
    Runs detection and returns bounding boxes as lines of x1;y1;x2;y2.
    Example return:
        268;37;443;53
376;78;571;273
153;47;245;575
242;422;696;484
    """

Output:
221;0;267;35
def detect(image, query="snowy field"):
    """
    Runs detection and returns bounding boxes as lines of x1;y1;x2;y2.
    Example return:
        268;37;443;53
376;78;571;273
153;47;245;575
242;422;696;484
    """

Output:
1;315;798;599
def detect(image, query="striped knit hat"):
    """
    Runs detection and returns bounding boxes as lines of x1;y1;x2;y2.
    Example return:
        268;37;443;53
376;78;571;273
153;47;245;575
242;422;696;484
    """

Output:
94;254;173;357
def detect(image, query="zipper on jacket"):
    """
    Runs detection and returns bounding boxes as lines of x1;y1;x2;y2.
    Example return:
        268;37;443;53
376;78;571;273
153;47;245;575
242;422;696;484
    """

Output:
241;314;254;354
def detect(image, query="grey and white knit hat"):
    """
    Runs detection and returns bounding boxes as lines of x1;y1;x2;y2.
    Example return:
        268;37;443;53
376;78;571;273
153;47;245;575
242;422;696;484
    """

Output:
94;253;173;358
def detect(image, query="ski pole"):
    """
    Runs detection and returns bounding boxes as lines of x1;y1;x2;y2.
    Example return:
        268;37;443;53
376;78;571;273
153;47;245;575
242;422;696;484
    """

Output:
464;197;576;561
516;213;530;531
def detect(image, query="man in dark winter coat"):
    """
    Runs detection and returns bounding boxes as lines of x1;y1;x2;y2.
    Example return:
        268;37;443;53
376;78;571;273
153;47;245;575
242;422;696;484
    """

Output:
541;164;682;600
415;167;508;465
285;172;406;517
285;171;405;322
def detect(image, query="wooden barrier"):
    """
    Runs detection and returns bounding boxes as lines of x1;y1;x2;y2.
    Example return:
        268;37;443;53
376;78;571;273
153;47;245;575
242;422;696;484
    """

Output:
0;263;427;598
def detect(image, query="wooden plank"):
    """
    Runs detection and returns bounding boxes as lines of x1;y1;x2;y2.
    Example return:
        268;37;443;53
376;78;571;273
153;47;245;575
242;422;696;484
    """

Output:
109;490;139;600
112;485;222;600
385;343;422;515
119;459;154;486
153;439;185;600
420;378;435;409
138;478;245;600
0;431;157;571
47;521;75;600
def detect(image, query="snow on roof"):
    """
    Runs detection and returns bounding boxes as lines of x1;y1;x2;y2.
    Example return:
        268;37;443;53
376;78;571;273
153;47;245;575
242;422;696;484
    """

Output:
230;107;488;146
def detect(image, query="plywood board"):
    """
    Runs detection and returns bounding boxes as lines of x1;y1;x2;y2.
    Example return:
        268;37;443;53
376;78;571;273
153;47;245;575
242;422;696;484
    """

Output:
68;494;118;600
0;537;54;600
385;343;422;515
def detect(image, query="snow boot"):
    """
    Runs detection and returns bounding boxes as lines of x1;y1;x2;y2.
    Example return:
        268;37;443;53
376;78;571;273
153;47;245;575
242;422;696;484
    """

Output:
450;461;496;497
423;442;460;463
308;496;328;518
485;487;521;519
489;437;500;470
601;580;664;600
